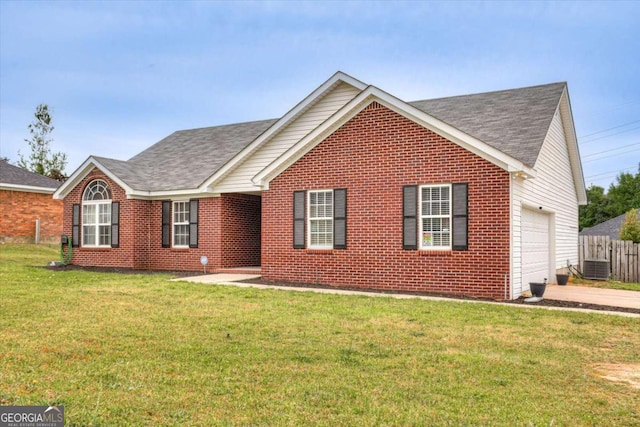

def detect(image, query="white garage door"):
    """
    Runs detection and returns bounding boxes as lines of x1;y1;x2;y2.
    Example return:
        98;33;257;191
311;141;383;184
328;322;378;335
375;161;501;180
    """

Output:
522;208;550;291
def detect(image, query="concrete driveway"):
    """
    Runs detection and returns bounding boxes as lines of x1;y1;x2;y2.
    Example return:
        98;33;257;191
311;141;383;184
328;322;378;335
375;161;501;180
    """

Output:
544;285;640;310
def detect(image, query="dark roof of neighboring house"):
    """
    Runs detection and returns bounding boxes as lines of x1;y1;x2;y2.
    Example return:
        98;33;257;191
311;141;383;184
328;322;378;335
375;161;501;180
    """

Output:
580;209;640;239
0;159;62;190
77;81;567;192
409;82;566;167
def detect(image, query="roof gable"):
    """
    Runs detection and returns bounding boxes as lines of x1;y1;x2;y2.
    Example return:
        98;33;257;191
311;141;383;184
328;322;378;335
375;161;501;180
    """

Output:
253;85;545;188
200;72;367;190
0;159;61;193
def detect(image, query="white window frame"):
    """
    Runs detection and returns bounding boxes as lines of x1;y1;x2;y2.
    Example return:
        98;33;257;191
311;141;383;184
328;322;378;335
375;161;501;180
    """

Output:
82;180;111;247
419;184;452;250
308;190;333;249
172;200;190;248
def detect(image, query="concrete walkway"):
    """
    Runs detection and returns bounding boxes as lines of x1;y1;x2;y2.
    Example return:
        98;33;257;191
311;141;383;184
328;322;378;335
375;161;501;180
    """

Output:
173;274;640;317
173;273;262;283
544;284;640;310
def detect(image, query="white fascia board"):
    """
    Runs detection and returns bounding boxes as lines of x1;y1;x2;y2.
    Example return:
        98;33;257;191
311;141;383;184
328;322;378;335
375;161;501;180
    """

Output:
53;157;135;200
253;86;531;188
559;88;587;205
126;188;220;200
199;71;368;192
0;183;57;194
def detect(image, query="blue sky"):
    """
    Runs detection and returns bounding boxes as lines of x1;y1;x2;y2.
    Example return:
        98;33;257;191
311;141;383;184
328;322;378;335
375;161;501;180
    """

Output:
1;1;638;190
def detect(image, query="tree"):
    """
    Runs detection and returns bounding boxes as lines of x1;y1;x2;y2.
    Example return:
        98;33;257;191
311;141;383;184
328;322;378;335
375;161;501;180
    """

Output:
579;165;640;230
17;104;67;180
607;166;640;217
619;209;640;243
579;185;612;230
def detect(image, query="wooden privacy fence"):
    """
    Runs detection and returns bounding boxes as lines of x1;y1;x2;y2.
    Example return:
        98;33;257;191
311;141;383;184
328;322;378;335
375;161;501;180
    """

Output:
578;235;640;283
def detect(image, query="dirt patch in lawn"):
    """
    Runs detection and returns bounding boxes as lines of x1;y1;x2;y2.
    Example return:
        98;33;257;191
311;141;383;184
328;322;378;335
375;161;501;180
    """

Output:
593;363;640;389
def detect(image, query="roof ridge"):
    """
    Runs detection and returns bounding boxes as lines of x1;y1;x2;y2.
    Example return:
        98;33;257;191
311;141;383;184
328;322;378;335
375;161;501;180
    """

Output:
168;118;280;135
409;81;566;104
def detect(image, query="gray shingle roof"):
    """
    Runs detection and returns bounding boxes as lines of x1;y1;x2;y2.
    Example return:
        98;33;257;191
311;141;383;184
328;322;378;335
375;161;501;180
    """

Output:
124;119;278;191
0;159;62;189
580;209;640;239
79;81;566;193
410;82;567;167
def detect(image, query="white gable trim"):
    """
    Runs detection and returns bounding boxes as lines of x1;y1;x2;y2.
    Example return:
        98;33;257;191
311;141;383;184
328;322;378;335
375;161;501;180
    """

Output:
557;87;587;205
253;86;536;188
199;71;367;191
53;157;135;200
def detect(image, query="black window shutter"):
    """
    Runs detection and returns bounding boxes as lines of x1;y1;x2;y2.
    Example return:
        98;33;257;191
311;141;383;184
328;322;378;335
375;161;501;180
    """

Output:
333;188;347;249
72;204;80;247
189;199;199;248
452;183;468;251
162;201;171;248
293;191;306;249
403;185;418;250
111;202;120;248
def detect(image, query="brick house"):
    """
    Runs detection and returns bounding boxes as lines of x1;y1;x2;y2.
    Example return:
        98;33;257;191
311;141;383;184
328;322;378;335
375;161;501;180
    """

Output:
54;72;586;299
0;159;63;244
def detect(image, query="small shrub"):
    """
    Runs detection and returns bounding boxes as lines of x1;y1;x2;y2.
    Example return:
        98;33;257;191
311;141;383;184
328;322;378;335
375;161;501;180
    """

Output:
619;209;640;243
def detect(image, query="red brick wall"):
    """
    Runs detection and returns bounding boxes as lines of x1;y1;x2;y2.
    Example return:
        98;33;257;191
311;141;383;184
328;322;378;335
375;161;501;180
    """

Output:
261;102;512;299
62;170;136;268
0;189;63;244
62;169;261;272
221;194;261;268
144;197;222;272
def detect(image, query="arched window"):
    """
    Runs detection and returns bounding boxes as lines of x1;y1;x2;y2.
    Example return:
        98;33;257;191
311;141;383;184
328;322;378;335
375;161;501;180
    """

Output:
82;180;112;246
83;180;111;201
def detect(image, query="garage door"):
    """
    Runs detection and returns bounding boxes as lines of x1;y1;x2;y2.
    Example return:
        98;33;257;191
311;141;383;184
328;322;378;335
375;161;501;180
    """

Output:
522;208;550;291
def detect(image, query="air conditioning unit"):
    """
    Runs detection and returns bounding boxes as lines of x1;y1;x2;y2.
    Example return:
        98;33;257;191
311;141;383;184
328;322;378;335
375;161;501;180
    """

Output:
583;259;610;280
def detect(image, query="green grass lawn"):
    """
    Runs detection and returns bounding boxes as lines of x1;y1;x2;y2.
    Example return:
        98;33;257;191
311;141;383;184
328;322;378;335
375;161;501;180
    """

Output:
1;244;639;426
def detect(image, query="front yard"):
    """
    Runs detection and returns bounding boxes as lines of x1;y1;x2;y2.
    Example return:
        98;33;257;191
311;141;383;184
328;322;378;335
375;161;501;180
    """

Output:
1;244;639;425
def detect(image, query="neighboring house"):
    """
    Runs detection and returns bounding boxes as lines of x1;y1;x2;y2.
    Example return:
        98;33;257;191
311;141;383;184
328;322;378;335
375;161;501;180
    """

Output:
580;209;640;239
0;159;63;244
53;72;586;299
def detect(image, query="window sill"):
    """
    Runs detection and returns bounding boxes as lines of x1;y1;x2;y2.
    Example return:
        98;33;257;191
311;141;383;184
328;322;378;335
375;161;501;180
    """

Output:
419;250;453;256
171;247;190;252
305;249;335;255
80;246;112;251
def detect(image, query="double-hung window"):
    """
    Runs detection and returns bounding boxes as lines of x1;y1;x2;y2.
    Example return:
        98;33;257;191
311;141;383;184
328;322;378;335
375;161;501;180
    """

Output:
420;184;451;249
293;189;346;250
82;180;112;247
309;190;333;249
173;201;190;247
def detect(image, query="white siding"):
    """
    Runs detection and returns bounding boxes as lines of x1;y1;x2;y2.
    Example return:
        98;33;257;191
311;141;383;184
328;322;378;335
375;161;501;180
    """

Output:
511;105;580;297
214;82;361;193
